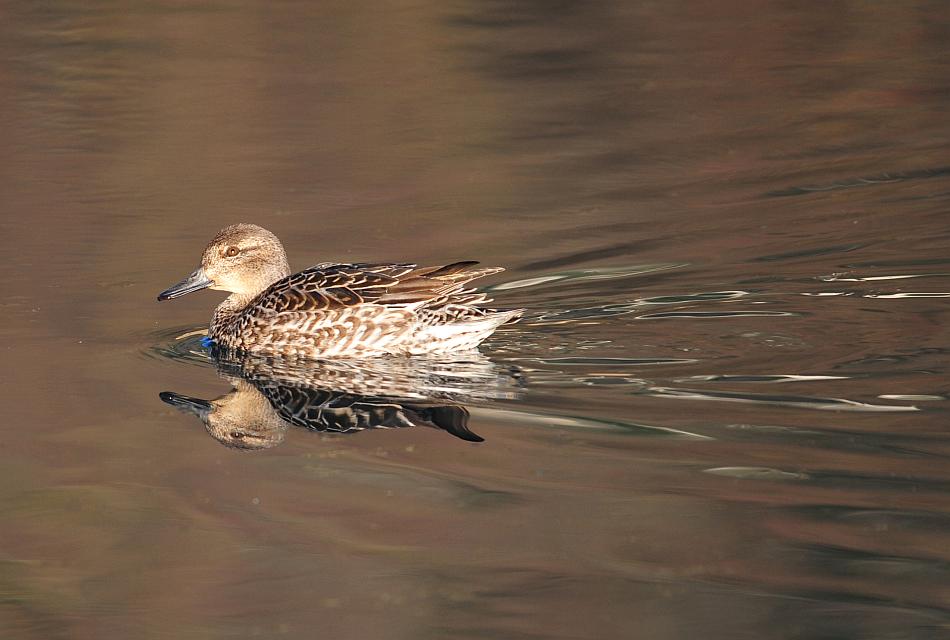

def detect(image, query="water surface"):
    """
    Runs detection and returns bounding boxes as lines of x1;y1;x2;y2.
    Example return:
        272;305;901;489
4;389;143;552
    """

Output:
1;1;949;638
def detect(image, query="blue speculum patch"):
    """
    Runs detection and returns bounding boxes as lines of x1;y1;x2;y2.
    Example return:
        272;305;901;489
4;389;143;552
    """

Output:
200;336;215;348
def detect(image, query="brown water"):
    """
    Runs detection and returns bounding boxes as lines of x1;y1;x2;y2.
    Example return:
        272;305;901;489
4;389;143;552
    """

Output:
1;1;949;638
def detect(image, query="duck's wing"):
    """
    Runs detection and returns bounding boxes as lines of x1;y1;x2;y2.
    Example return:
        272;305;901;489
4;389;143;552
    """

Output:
254;262;504;313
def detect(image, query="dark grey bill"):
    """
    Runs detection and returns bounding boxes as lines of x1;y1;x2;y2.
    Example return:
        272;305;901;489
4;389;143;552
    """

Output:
159;391;212;418
157;268;213;301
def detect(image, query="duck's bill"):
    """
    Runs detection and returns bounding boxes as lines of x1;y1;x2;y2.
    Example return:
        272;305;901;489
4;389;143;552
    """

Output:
157;268;213;301
159;391;212;419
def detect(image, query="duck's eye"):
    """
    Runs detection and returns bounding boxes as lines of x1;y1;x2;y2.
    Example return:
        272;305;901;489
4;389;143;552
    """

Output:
229;431;245;439
224;246;240;257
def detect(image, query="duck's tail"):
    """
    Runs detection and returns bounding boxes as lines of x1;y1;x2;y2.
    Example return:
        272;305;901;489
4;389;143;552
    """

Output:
413;307;522;353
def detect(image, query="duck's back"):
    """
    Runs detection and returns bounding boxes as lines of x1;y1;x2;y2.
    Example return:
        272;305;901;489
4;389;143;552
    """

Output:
211;262;521;357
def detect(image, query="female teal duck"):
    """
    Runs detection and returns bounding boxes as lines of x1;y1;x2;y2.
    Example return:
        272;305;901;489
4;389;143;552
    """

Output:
158;224;521;357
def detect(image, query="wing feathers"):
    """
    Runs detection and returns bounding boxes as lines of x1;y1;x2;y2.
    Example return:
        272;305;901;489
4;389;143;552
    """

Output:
257;261;504;315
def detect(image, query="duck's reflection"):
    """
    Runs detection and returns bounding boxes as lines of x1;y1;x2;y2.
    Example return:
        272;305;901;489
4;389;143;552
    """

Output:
161;347;521;450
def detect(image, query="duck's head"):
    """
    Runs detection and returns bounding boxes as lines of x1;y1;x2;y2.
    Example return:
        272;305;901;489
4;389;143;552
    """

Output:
158;223;291;301
160;381;287;450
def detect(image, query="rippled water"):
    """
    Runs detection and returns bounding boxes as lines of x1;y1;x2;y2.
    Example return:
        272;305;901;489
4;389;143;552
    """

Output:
2;1;949;638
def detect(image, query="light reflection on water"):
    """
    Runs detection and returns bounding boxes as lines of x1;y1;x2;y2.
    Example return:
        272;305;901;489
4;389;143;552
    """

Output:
2;0;950;638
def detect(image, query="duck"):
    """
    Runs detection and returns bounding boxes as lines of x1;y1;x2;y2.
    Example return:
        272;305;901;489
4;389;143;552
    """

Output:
157;223;521;357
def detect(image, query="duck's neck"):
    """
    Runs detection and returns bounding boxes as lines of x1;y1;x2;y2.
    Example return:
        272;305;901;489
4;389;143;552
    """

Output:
210;292;257;339
209;260;290;341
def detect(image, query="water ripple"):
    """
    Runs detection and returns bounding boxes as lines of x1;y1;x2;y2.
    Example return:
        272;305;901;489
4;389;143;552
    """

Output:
142;326;211;367
471;406;712;439
704;466;809;481
764;166;950;198
679;374;850;384
488;263;686;292
637;310;800;319
535;303;640;322
864;292;950;299
819;273;950;282
536;356;698;366
752;243;865;262
638;290;750;304
644;387;919;412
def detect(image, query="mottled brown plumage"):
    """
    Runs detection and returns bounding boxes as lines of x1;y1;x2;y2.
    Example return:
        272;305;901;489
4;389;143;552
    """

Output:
158;224;521;357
